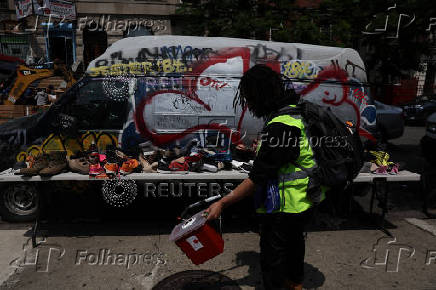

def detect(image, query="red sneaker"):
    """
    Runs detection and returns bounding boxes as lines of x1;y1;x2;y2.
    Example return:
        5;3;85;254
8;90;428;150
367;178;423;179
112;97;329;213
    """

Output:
89;163;105;177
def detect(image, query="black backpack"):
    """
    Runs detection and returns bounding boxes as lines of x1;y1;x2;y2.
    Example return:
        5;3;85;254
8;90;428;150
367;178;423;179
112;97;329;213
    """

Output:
272;101;364;199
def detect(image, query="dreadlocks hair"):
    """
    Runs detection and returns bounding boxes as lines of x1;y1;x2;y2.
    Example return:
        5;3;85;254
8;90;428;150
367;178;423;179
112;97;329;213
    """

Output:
233;64;298;119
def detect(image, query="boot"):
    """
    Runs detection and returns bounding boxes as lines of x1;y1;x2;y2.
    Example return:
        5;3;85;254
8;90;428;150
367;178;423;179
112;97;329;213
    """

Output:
18;154;50;176
39;151;67;176
67;154;89;175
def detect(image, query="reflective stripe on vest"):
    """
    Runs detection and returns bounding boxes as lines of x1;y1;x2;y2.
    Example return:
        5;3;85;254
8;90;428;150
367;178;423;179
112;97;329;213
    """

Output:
256;105;325;214
279;166;316;181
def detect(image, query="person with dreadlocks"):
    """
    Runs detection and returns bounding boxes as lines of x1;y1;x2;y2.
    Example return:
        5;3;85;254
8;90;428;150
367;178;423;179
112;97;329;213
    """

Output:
205;64;322;290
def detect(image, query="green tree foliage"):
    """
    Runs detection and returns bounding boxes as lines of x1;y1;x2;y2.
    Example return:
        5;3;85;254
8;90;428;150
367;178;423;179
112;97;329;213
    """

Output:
176;0;296;40
352;0;434;81
176;0;435;80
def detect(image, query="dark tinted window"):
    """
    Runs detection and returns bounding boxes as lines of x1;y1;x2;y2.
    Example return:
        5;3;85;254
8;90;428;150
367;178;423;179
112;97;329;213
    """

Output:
70;79;129;130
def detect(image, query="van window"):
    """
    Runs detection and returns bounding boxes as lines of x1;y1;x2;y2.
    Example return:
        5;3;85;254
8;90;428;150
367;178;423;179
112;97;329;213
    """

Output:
70;79;129;130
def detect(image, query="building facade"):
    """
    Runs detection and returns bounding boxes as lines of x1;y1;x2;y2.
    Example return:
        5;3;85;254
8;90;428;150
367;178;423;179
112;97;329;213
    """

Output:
1;0;178;69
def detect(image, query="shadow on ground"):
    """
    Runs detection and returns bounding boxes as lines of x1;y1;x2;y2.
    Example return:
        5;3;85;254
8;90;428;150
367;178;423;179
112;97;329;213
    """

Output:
25;179;425;239
150;255;324;290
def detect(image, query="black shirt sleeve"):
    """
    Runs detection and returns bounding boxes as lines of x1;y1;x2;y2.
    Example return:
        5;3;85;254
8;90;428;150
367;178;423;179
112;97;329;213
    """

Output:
248;122;301;186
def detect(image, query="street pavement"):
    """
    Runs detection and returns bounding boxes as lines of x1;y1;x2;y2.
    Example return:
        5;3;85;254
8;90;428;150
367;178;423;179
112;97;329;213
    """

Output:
1;126;436;290
0;224;29;288
1;218;436;290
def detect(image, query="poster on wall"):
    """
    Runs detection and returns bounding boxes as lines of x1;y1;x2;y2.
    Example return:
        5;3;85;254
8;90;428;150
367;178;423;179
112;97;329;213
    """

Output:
14;0;33;19
32;0;50;16
33;0;76;20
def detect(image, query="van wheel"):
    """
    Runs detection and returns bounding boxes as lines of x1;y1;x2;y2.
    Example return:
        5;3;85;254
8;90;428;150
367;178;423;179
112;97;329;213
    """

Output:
0;184;39;222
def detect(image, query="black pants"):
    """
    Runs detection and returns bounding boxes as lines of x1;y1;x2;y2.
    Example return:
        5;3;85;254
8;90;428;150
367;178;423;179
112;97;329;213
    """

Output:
259;209;313;290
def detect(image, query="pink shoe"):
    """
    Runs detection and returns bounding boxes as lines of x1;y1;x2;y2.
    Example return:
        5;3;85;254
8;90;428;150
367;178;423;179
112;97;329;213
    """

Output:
389;163;399;175
372;165;388;175
99;154;106;163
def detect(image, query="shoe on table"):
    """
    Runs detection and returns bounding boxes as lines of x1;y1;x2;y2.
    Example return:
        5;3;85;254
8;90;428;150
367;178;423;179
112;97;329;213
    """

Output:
39;151;67;177
184;153;205;172
157;159;170;173
104;162;119;176
139;154;158;173
18;154;50;176
139;141;158;155
120;159;140;175
157;158;188;174
239;163;252;173
169;159;189;172
104;145;121;176
88;151;100;166
388;163;399;175
89;163;105;177
142;149;163;164
67;155;89;175
202;163;218;173
190;160;205;172
105;144;129;161
371;165;388;175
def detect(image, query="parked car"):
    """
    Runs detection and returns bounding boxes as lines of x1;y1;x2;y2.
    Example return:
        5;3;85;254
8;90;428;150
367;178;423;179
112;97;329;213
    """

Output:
402;96;436;124
375;100;404;140
421;112;436;163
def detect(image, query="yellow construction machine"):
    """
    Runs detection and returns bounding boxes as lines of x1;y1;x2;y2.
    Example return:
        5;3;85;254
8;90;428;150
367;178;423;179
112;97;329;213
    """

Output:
3;62;76;105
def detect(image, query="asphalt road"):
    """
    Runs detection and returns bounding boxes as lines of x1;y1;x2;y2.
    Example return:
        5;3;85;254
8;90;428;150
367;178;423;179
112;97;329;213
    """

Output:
1;126;436;290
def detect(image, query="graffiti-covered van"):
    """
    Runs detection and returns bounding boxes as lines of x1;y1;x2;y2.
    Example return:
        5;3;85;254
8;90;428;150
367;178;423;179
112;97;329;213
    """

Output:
0;35;375;170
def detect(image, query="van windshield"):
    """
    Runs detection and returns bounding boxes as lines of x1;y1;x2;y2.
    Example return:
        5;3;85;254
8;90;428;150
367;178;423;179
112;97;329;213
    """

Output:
69;78;129;130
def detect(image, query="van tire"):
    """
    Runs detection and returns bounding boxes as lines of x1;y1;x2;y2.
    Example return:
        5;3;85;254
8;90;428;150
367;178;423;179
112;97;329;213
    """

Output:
0;183;39;222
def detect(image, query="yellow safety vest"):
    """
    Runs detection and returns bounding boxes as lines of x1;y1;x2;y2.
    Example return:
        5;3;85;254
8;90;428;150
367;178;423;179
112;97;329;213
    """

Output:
256;105;326;213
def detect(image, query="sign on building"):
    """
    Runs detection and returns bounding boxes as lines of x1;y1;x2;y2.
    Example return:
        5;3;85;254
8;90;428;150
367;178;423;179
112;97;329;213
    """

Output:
14;0;33;19
14;0;76;20
33;0;76;20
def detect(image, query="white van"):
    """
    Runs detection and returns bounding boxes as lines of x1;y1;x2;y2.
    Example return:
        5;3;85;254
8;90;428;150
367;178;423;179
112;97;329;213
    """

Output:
84;35;376;150
0;35;376;221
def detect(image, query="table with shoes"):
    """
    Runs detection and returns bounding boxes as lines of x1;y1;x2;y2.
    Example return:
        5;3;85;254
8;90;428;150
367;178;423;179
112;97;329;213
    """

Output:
1;139;256;180
0;146;426;218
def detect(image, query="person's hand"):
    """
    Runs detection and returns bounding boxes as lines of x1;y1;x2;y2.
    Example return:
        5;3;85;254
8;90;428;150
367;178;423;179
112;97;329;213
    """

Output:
204;201;224;221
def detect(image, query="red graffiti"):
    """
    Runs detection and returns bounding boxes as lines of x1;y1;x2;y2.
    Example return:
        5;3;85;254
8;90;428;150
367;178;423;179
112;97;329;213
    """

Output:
301;67;376;142
199;77;228;90
134;90;245;146
133;50;376;146
134;48;258;146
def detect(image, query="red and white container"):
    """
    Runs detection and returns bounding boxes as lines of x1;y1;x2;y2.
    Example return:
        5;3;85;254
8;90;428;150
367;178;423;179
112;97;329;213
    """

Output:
170;210;224;265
